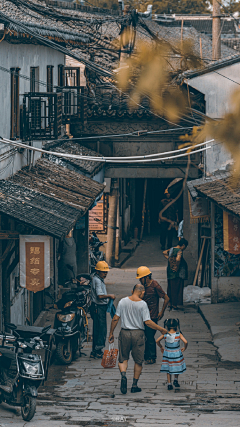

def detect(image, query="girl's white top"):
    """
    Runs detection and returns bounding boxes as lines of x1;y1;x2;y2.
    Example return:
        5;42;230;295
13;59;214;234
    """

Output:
165;333;177;344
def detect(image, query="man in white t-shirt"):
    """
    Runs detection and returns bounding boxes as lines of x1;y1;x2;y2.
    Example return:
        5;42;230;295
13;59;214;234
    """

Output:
109;284;167;394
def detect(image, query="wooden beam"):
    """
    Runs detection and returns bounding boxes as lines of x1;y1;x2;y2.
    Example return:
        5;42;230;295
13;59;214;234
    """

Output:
193;237;206;287
0;230;19;239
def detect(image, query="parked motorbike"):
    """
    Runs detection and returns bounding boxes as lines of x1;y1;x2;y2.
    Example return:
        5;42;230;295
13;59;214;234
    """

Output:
89;232;107;273
0;323;52;422
54;266;92;365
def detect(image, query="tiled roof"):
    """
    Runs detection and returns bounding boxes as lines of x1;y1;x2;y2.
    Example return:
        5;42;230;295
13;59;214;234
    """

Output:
179;53;240;81
187;172;240;218
0;0;91;42
0;0;236;76
147;20;236;64
0;158;104;238
44;140;104;178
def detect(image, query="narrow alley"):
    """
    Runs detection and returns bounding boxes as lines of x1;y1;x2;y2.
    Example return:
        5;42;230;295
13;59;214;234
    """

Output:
0;237;240;427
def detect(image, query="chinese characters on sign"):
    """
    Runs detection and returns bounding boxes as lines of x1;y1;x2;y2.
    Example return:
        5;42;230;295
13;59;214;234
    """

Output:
89;195;107;232
26;242;44;292
223;211;240;255
20;236;50;292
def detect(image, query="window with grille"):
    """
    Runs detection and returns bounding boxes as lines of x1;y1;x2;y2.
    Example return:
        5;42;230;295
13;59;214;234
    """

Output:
47;65;54;92
65;67;80;87
10;67;20;139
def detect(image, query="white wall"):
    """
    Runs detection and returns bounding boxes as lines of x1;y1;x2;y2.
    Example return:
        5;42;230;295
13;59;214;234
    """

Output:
0;41;65;179
188;63;240;118
187;62;240;174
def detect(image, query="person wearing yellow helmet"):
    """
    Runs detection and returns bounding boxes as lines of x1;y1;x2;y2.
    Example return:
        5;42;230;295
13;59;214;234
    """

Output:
136;266;169;365
90;260;115;359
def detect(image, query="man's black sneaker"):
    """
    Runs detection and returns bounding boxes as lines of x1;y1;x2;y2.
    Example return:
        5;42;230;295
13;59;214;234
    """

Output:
131;386;142;393
173;380;180;388
168;384;173;390
120;376;127;394
90;351;103;359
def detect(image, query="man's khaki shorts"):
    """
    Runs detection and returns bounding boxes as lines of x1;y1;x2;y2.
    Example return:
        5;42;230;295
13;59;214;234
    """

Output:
118;329;145;365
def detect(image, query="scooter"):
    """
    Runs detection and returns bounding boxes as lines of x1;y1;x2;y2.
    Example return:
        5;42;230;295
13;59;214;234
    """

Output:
89;232;107;273
0;323;51;422
54;266;92;365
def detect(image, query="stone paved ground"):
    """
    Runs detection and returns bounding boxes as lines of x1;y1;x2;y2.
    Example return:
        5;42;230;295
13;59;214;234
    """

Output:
0;236;240;426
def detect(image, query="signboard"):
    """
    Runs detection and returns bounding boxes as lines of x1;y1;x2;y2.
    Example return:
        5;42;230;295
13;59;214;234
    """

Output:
89;195;107;233
20;236;51;293
223;211;240;255
188;193;209;223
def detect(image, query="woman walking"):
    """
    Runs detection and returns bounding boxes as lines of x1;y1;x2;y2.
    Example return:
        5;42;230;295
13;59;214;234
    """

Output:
163;238;188;310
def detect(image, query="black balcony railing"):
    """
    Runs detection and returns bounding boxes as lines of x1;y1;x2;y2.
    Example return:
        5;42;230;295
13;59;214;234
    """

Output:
56;86;87;124
22;92;62;140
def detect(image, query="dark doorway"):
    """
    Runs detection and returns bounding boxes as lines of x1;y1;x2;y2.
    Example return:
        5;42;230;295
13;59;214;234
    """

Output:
33;290;44;324
134;178;183;236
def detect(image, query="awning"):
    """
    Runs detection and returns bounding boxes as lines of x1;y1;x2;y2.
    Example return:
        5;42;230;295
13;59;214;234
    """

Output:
0;159;104;239
187;171;240;219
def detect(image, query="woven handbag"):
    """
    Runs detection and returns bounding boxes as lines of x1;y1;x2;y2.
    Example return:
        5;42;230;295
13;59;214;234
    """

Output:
101;344;118;369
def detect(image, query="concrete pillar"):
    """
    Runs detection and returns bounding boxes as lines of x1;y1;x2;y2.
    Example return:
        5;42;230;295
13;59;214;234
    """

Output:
115;197;120;262
212;0;221;60
183;186;198;285
106;179;118;267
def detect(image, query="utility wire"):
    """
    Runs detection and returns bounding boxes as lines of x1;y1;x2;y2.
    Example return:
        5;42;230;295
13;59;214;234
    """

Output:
0;136;212;162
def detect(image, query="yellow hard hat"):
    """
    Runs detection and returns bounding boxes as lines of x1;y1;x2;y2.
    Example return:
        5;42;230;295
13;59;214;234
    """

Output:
136;266;152;279
95;261;110;272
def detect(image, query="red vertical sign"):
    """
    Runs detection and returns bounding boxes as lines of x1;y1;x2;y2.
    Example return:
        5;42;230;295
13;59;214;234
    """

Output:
223;211;240;255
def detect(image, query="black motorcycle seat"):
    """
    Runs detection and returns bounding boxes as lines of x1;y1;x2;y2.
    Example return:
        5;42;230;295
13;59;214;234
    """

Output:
16;326;56;339
76;274;91;281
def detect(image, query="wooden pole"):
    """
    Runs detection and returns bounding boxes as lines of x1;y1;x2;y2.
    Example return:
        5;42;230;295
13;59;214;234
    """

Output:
140;179;147;241
212;0;221;60
193;237;206;286
200;37;202;60
115;197;120;262
106;179;118;267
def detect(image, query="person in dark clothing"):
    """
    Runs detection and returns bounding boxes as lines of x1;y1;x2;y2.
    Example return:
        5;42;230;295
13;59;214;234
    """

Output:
136;266;170;364
158;190;178;250
90;261;115;359
163;238;188;311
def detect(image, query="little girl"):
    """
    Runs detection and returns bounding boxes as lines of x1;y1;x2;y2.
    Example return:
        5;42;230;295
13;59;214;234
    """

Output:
156;318;188;390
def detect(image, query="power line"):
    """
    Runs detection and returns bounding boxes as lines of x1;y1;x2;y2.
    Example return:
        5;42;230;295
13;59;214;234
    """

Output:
0;136;212;162
49;126;194;143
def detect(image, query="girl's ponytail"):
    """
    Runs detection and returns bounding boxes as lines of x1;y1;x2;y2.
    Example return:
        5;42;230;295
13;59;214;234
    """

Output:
164;319;168;329
176;318;182;334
